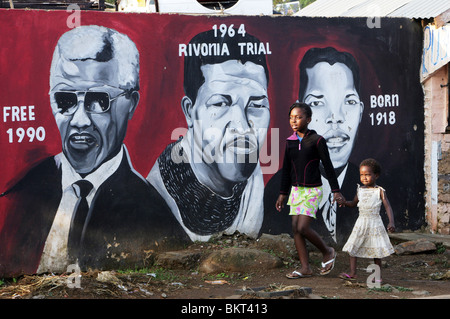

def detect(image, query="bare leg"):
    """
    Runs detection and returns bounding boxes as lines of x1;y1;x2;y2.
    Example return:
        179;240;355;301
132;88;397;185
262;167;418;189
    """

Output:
339;255;357;280
292;215;335;275
349;256;357;277
374;258;382;282
291;215;312;275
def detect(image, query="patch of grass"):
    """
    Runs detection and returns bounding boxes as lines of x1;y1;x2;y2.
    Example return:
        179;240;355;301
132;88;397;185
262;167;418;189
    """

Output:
202;271;252;284
117;267;183;282
117;267;153;275
368;285;412;293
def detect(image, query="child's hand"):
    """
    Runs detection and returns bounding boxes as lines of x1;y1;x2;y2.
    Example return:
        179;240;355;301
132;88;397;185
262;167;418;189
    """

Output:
332;192;345;206
387;223;395;233
333;193;346;207
276;194;287;212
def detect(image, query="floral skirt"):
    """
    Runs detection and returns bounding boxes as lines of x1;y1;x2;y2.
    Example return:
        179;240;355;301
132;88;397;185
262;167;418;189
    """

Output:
287;186;323;218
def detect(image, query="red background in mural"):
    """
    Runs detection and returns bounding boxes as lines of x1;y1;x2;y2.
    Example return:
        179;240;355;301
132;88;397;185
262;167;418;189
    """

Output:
0;10;424;232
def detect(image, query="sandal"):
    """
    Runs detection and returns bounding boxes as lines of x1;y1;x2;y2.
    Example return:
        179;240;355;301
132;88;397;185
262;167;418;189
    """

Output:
339;273;357;281
320;249;336;275
286;270;312;279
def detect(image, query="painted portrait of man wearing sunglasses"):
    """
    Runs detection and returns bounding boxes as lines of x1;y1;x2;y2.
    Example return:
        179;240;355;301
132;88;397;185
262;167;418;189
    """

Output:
0;25;186;277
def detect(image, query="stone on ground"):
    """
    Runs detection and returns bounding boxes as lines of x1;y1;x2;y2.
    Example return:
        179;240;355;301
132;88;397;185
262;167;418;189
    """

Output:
199;247;283;274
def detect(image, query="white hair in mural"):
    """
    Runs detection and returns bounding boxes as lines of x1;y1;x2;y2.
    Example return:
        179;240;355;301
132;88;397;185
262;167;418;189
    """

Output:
50;25;140;92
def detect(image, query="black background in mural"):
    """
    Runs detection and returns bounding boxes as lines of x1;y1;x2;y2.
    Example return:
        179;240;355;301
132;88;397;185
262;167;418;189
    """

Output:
261;17;425;245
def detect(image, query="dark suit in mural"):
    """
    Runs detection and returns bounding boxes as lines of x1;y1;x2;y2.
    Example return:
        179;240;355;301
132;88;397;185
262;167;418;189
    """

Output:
0;152;185;275
0;25;187;277
147;29;270;242
262;47;363;245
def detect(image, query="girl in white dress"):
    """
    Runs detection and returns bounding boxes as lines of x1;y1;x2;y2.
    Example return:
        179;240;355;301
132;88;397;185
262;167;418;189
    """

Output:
337;158;395;281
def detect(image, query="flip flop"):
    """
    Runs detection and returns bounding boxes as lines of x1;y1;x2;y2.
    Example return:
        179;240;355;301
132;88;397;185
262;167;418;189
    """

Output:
339;273;357;281
320;250;336;275
286;270;312;279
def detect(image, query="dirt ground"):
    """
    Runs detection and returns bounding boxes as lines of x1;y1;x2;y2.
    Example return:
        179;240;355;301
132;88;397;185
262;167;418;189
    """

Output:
0;234;449;301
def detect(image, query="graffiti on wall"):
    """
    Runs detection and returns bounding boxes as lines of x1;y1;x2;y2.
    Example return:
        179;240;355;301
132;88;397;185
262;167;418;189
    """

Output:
421;23;450;81
0;10;424;276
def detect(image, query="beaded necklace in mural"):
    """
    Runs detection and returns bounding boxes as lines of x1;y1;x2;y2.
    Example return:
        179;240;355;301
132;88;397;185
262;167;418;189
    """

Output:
158;138;247;235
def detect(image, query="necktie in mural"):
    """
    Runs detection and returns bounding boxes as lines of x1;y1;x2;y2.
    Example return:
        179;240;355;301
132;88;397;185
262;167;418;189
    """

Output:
68;180;93;262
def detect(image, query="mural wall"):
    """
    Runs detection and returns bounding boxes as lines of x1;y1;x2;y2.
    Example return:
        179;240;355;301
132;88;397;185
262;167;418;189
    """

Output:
0;9;424;276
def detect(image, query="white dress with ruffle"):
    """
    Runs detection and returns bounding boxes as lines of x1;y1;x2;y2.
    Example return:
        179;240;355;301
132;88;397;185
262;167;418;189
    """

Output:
342;185;394;258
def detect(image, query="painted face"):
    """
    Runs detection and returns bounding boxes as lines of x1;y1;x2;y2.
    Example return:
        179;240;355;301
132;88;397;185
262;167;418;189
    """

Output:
303;62;363;169
187;60;270;184
50;59;138;174
359;165;378;187
289;107;310;136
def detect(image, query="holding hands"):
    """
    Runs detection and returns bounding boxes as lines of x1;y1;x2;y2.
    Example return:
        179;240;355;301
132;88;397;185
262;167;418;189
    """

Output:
334;192;395;233
333;192;345;206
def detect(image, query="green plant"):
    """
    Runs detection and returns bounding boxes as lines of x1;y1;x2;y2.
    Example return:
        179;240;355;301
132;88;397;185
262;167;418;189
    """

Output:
436;243;446;254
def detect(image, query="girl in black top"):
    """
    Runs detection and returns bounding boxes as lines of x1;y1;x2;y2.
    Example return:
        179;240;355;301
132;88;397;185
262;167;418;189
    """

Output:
276;102;344;278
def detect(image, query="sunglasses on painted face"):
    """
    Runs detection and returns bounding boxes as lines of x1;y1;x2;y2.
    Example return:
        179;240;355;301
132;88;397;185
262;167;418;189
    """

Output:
53;90;128;115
